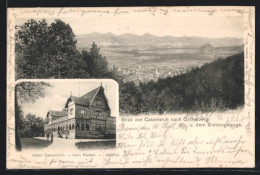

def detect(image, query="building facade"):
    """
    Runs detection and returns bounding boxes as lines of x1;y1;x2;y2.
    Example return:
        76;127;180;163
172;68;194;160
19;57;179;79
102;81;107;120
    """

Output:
44;85;116;139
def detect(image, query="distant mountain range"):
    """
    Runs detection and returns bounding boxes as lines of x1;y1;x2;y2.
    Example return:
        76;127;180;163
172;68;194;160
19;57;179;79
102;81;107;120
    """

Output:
76;32;244;49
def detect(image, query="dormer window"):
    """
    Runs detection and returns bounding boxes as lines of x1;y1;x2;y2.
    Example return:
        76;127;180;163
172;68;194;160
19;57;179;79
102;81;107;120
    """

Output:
80;109;85;115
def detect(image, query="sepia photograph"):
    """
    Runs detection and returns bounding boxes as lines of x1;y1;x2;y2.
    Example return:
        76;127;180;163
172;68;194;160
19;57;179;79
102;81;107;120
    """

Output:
15;80;118;151
7;6;255;168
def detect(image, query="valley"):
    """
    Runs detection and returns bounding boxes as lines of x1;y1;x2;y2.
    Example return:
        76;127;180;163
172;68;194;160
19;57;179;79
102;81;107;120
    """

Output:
76;33;244;83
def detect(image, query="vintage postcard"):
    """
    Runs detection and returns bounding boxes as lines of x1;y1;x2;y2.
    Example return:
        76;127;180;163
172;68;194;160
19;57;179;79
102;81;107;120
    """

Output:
7;6;255;168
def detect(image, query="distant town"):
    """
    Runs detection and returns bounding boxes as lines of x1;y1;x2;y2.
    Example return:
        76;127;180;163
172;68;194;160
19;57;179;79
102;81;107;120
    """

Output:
116;65;193;84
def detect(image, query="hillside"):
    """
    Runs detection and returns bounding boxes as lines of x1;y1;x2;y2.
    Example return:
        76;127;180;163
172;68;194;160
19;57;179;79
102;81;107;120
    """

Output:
119;52;244;114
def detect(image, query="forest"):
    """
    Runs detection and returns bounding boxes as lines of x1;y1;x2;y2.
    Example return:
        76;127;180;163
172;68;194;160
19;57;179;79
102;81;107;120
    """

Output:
119;53;244;114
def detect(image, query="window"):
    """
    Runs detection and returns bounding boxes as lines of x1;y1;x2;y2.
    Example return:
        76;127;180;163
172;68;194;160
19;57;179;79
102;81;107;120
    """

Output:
70;108;73;115
95;111;102;118
80;109;85;115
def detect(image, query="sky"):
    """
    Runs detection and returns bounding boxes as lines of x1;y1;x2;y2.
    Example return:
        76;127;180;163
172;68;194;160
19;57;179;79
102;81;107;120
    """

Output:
16;15;244;38
18;80;118;119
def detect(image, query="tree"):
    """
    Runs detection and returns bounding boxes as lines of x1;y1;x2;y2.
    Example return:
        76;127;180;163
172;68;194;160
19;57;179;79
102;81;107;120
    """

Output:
22;114;45;138
108;66;124;84
119;81;142;114
47;20;81;78
81;42;109;78
16;105;25;137
15;82;51;151
15;19;49;79
15;19;85;79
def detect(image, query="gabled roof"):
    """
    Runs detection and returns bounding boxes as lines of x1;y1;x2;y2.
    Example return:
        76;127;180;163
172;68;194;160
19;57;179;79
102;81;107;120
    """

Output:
81;86;103;105
47;110;68;118
65;96;89;108
64;86;104;108
72;96;90;106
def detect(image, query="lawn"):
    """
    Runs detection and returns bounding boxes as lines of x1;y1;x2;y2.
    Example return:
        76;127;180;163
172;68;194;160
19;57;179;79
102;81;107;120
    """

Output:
20;138;52;149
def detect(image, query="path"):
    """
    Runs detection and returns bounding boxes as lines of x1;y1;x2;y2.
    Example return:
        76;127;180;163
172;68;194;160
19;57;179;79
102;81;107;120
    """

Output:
34;137;115;151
